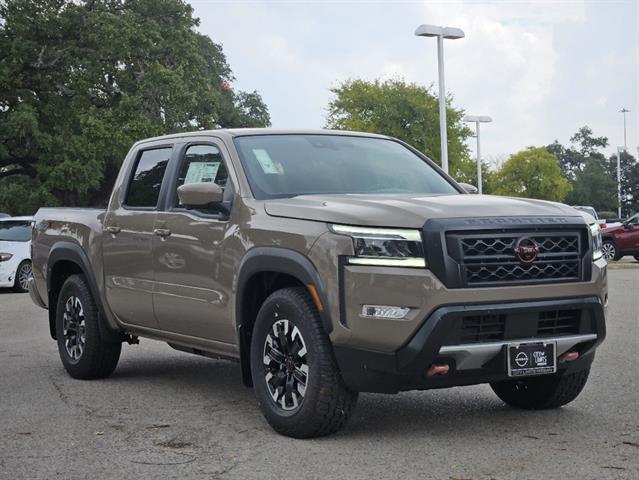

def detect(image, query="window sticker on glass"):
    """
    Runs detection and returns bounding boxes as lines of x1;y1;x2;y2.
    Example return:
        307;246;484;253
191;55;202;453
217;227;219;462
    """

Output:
253;149;282;174
184;162;220;184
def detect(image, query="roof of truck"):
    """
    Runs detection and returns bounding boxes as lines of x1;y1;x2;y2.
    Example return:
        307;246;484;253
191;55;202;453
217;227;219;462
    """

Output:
133;128;392;147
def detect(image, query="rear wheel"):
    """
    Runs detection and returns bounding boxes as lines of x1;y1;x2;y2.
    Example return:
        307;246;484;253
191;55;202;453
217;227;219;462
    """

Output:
601;240;617;261
634;255;639;262
250;287;357;438
13;260;32;293
55;274;121;379
490;369;590;410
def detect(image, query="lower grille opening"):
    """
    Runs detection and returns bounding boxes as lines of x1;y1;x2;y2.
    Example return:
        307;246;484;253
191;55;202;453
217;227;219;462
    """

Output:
444;309;586;346
537;309;581;337
461;315;506;343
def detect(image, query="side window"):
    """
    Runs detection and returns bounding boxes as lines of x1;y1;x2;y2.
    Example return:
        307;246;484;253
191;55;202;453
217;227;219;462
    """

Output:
126;148;171;208
174;144;229;214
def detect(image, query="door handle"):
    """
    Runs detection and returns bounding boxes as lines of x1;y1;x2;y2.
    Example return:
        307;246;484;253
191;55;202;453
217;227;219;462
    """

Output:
105;226;121;234
153;228;171;238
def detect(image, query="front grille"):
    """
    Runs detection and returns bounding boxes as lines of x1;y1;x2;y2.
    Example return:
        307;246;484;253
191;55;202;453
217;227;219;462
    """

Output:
442;309;585;346
449;232;583;287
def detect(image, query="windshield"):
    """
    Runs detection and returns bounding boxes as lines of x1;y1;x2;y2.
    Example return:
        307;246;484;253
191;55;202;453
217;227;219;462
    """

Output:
234;134;459;199
0;221;31;242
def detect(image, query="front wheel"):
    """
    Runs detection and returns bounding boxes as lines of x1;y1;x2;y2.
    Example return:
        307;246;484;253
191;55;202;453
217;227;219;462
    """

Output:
250;287;357;438
13;260;32;293
634;255;639;262
55;274;121;379
490;368;590;410
601;240;617;261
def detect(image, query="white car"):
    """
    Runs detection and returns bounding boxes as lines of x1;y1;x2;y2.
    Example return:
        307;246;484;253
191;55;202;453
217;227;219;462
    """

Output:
0;216;33;292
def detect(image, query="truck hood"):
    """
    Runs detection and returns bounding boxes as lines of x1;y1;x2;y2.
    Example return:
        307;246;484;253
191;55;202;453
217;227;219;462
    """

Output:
264;194;582;228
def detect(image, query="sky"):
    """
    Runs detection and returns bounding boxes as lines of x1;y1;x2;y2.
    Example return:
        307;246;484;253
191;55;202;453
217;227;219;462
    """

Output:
189;0;639;167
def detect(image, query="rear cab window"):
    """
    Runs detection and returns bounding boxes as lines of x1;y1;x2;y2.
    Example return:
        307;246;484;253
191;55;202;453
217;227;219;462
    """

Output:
125;147;172;208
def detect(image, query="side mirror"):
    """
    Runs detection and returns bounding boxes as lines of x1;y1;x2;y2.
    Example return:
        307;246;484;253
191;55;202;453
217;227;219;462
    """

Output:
459;183;479;194
177;182;224;208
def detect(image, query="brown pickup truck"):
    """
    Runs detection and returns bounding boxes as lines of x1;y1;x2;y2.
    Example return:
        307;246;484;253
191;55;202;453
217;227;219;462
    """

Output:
29;129;607;438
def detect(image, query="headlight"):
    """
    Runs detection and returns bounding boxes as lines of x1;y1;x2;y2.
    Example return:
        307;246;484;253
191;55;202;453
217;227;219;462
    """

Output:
590;224;603;261
0;253;13;262
330;224;426;268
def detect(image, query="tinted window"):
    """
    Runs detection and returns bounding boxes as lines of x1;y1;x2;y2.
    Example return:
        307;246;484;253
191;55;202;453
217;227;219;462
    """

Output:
126;148;171;207
0;221;31;242
233;135;458;199
174;144;229;214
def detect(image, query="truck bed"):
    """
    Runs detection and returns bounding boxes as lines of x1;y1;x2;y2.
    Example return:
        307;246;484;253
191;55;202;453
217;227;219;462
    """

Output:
31;207;107;310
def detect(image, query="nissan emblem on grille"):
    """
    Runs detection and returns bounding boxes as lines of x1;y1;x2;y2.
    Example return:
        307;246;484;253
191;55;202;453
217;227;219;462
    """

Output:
513;237;540;264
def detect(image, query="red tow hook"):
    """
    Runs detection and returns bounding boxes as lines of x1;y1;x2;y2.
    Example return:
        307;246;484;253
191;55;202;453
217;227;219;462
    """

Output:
559;351;579;363
426;364;450;377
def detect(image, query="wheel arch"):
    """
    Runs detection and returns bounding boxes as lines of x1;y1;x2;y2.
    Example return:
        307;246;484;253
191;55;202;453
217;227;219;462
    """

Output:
47;242;122;342
235;247;332;387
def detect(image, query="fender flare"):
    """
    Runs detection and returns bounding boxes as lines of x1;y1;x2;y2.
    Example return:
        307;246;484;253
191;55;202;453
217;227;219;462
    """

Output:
47;242;122;342
235;247;333;386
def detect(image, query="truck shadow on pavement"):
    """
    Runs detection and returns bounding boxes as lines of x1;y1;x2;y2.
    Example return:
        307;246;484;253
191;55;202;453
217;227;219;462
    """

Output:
99;349;594;440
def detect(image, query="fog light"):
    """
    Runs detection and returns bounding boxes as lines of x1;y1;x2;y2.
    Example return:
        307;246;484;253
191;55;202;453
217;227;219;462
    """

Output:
361;305;410;319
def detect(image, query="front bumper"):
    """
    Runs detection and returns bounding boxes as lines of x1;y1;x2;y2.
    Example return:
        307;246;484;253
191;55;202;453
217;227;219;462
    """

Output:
334;296;605;393
0;258;18;287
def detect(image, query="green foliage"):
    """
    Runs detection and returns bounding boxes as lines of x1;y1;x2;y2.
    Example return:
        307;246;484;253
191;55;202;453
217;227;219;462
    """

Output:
565;158;617;211
325;78;474;181
0;0;270;215
492;147;571;202
597;211;617;220
547;126;636;215
547;126;609;180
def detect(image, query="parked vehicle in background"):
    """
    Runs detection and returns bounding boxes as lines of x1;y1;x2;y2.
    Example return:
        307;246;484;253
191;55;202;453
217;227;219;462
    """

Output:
572;206;598;219
572;206;606;229
0;216;33;292
28;129;607;438
0;213;11;219
601;213;639;261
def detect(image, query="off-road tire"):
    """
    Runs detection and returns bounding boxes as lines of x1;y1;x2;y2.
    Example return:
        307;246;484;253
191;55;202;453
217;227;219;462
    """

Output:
490;368;590;410
250;287;358;438
55;274;121;379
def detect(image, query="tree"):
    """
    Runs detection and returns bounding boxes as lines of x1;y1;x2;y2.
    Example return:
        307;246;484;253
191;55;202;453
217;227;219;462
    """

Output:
325;79;474;181
565;158;617;212
546;126;623;213
0;0;270;214
547;126;608;179
492;147;571;202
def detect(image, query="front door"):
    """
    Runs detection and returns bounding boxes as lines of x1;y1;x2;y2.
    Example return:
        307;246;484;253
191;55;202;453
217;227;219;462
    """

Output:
152;142;236;345
103;146;172;328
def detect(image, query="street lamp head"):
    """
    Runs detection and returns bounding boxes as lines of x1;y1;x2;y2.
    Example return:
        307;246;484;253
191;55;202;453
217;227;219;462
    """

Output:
415;24;465;39
463;115;492;123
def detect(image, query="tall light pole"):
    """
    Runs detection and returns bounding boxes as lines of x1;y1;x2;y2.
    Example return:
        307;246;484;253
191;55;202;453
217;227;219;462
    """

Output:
616;146;625;218
463;115;492;194
415;24;465;174
620;108;630;149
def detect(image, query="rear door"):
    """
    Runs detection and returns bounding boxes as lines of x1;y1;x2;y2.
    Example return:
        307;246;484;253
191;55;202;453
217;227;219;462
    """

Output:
617;215;639;251
103;145;172;328
151;141;237;345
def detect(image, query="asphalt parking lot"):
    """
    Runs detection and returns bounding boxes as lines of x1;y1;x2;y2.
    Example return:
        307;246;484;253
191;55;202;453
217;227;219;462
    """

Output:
1;268;638;480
